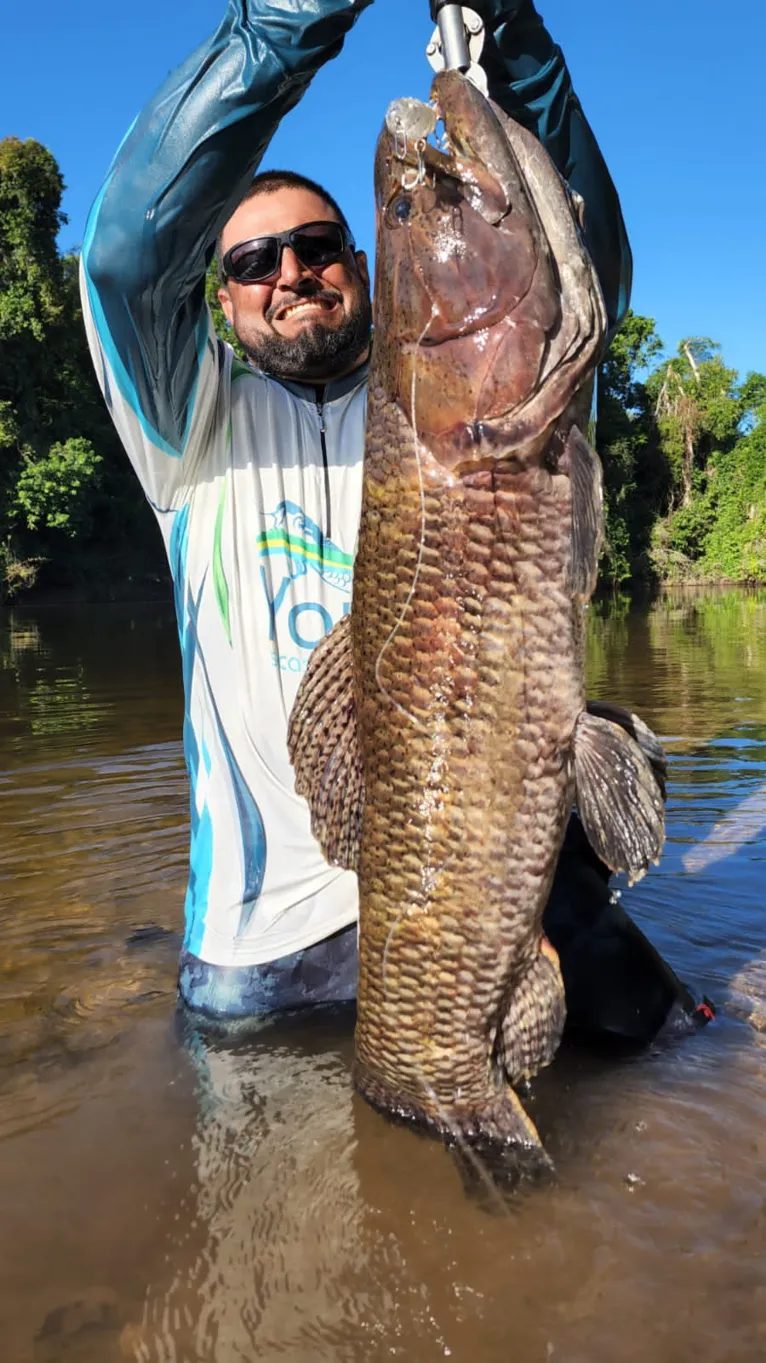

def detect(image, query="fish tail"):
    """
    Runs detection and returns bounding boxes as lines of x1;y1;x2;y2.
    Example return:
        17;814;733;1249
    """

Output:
354;1057;552;1178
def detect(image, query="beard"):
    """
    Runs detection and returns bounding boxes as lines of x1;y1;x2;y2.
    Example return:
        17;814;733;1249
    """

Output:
235;286;372;384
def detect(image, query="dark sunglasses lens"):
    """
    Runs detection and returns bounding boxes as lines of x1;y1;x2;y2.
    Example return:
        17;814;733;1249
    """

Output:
292;224;346;266
229;240;279;282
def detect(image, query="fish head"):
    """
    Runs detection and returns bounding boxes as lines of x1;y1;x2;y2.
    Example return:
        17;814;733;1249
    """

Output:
372;72;607;466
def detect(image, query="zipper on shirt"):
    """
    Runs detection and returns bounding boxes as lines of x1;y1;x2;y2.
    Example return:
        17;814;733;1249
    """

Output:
315;388;332;540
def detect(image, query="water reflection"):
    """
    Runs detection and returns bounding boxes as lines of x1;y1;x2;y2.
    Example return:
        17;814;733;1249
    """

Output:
1;592;766;1362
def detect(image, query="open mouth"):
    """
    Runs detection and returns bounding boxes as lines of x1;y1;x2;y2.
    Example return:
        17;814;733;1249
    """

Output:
274;297;340;324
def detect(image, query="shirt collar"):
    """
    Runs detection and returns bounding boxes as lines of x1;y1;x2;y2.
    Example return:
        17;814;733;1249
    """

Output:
267;356;370;405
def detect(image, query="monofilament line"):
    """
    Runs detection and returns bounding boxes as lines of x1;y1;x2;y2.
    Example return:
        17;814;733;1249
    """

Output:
373;305;439;728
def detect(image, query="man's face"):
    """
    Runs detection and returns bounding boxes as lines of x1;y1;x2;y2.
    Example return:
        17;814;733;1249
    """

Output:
218;187;371;385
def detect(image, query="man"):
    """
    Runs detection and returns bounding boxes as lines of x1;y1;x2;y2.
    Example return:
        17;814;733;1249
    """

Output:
82;0;650;1023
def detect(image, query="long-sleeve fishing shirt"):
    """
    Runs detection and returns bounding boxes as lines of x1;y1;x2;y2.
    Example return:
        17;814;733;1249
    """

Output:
80;0;632;968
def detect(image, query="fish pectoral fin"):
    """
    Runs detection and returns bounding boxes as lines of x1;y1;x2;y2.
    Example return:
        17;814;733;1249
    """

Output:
286;614;364;871
564;423;604;602
586;699;668;801
499;937;566;1085
573;710;666;885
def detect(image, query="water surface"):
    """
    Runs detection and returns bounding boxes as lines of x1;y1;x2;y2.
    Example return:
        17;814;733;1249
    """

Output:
1;592;765;1363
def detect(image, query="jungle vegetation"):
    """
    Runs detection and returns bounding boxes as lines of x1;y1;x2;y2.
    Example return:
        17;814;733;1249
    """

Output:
1;136;765;602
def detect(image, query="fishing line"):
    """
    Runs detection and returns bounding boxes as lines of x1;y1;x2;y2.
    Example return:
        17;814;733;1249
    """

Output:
376;303;442;997
373;304;439;728
381;901;417;999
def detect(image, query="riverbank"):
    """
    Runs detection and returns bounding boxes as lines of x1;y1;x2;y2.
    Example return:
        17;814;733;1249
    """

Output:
5;571;764;611
0;549;171;608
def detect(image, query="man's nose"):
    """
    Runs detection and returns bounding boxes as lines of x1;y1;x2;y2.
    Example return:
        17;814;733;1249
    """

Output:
276;244;311;288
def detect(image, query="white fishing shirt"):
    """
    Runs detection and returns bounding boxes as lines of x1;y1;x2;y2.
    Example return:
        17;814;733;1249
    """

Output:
82;288;365;965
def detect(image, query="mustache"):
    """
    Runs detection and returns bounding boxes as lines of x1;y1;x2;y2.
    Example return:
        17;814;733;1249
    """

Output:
267;285;344;325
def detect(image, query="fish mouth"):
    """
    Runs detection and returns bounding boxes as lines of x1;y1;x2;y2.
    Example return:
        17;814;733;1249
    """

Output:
379;72;540;349
385;75;512;226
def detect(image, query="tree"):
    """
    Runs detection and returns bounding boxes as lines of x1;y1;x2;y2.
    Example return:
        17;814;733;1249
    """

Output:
14;438;102;537
649;339;741;510
0;138;164;598
596;311;666;585
0;138;68;523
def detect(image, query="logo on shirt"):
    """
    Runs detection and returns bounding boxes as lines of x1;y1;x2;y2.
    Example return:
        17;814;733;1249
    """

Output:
258;500;353;593
259;501;352;672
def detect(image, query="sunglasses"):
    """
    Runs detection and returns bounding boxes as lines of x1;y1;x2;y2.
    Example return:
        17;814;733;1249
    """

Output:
222;220;355;285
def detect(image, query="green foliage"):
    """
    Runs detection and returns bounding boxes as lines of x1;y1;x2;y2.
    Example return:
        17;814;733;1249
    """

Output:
646;349;766;583
0;138;165;601
0;137;66;343
697;422;766;581
206;258;247;361
15;438;102;537
648;340;742;511
596;311;668;587
596;313;766;590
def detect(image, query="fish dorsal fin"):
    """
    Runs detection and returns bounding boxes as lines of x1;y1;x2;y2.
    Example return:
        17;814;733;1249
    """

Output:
573;711;665;885
287;615;364;871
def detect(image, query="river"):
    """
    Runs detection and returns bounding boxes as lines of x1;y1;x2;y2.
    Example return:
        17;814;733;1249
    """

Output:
1;590;765;1363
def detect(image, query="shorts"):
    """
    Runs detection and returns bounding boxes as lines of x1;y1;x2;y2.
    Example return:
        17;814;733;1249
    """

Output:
177;922;358;1020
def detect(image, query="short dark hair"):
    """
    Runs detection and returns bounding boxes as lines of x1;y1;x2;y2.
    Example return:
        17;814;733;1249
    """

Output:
215;169;353;277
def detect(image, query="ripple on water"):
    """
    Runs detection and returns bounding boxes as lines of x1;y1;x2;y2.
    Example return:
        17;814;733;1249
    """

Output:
1;595;766;1363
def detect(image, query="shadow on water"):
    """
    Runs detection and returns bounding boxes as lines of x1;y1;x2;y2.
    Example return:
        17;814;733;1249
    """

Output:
2;592;766;1362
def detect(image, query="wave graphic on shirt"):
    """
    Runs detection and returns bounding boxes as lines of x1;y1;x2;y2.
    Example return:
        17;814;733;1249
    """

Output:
257;500;353;594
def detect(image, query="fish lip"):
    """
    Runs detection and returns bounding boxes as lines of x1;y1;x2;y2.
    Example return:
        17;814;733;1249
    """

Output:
429;71;511;213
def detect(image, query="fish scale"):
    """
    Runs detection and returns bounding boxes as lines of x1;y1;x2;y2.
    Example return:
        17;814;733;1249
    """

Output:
350;388;580;1131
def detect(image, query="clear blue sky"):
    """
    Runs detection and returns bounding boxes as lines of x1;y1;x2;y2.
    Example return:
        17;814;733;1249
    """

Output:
2;0;764;378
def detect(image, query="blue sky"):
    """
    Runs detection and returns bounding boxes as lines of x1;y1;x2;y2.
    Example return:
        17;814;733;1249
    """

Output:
2;0;764;379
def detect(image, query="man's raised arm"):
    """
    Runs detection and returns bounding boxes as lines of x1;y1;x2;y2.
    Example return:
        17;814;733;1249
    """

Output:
80;0;371;503
479;0;632;337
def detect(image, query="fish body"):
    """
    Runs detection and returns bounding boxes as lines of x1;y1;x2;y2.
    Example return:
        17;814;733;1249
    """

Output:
289;73;665;1162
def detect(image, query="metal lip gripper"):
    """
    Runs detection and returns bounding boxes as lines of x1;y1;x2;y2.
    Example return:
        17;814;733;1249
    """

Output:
426;3;487;93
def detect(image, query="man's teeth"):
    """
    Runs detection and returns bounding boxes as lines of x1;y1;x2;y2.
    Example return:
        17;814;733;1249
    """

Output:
280;299;334;321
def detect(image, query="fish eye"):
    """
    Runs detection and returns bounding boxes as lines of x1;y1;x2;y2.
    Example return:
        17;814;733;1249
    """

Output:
392;196;412;222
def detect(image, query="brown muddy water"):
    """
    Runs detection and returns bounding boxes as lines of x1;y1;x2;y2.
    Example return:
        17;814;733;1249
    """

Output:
1;591;766;1363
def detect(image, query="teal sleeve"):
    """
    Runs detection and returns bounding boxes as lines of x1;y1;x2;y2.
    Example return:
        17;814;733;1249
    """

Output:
82;0;372;456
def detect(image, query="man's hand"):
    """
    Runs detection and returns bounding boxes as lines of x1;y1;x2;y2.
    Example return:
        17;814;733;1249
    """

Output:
461;0;529;21
429;0;529;22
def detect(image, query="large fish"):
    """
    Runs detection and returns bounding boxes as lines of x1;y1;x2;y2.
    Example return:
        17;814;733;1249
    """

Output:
288;71;665;1166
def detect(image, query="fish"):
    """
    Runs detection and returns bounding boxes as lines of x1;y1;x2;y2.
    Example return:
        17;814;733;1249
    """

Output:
288;71;666;1169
